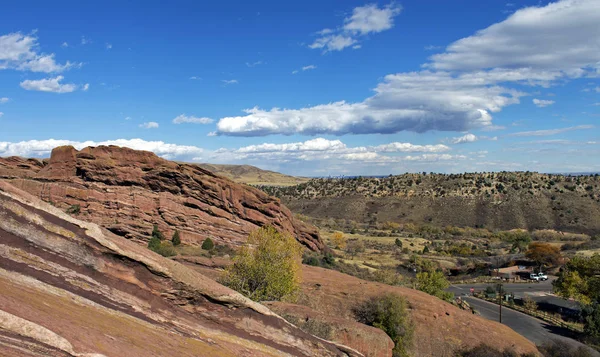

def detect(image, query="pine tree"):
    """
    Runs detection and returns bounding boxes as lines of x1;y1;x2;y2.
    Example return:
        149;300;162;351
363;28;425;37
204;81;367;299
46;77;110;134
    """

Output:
172;230;181;246
202;238;215;250
152;224;165;240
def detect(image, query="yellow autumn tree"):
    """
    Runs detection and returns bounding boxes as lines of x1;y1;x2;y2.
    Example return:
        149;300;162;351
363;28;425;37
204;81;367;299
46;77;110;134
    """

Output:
331;231;347;249
222;226;302;302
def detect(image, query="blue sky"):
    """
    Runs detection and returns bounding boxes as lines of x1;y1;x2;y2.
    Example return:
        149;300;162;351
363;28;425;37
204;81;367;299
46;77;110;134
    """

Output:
1;0;599;176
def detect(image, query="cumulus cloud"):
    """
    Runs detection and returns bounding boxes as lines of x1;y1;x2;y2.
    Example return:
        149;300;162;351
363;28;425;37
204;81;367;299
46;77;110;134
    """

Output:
82;83;89;91
212;138;453;165
0;32;79;73
222;79;238;85
20;76;78;93
139;122;159;129
172;114;214;124
429;0;600;79
0;97;8;104
218;0;600;137
216;71;523;136
189;76;201;80
450;133;478;144
509;125;594;137
533;99;555;107
105;43;112;50
310;3;402;52
0;138;203;160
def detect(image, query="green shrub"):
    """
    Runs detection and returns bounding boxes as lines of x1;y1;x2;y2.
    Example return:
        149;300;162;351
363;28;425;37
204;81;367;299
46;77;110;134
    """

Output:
354;293;413;357
172;230;181;246
154;241;177;257
148;236;161;251
151;224;165;240
222;226;302;302
202;237;215;250
538;340;594;357
416;270;453;301
66;204;80;215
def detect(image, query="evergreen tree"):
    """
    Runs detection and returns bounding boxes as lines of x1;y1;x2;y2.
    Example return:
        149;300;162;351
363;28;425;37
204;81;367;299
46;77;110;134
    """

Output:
152;224;165;240
202;237;215;250
172;230;181;246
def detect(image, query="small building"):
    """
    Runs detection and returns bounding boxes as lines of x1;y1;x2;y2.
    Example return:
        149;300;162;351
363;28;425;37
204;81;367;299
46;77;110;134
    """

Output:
490;265;533;280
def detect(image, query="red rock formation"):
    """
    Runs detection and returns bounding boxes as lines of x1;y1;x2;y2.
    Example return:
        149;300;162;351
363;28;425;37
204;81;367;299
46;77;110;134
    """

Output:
0;181;359;357
0;145;323;250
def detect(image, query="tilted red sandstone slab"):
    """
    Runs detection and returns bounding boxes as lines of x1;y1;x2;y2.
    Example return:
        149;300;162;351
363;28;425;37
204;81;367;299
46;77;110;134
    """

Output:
0;145;323;250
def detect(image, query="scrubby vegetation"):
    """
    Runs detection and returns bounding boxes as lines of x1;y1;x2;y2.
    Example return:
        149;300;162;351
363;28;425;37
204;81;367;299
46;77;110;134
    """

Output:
554;254;600;346
261;172;600;235
455;343;535;357
262;172;600;202
222;226;303;302
201;237;214;250
354;293;413;357
280;314;333;340
66;204;81;215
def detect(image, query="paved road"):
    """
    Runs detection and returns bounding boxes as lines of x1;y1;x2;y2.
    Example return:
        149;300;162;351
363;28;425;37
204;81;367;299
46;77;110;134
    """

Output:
465;297;599;356
448;279;554;298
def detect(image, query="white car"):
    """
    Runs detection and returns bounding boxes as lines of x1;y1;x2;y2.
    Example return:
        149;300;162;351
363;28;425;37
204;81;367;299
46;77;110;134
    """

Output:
529;273;548;281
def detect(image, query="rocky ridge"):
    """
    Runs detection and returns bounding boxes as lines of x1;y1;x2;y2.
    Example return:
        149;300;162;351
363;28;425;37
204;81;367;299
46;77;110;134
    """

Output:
0;181;359;357
0;145;323;250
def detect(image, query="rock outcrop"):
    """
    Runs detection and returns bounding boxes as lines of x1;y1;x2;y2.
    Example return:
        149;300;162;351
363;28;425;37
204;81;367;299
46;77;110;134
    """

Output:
187;260;540;357
0;145;323;250
0;181;360;357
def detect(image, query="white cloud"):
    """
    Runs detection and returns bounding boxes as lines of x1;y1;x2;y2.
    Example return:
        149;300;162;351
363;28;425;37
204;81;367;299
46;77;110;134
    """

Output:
219;0;600;137
0;112;3;118
189;76;202;80
510;125;594;137
82;83;89;91
309;34;357;52
424;45;442;51
532;98;555;107
212;137;458;165
450;133;478;144
0;97;8;104
0;32;78;73
207;131;217;137
139;122;159;129
293;65;317;74
245;61;263;67
172;114;214;124
61;42;68;48
343;3;402;35
429;0;600;79
124;116;132;120
0;138;203;160
373;142;450;153
105;43;112;49
20;76;78;93
80;36;90;45
216;71;523;136
222;79;238;85
310;3;401;52
235;138;346;153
